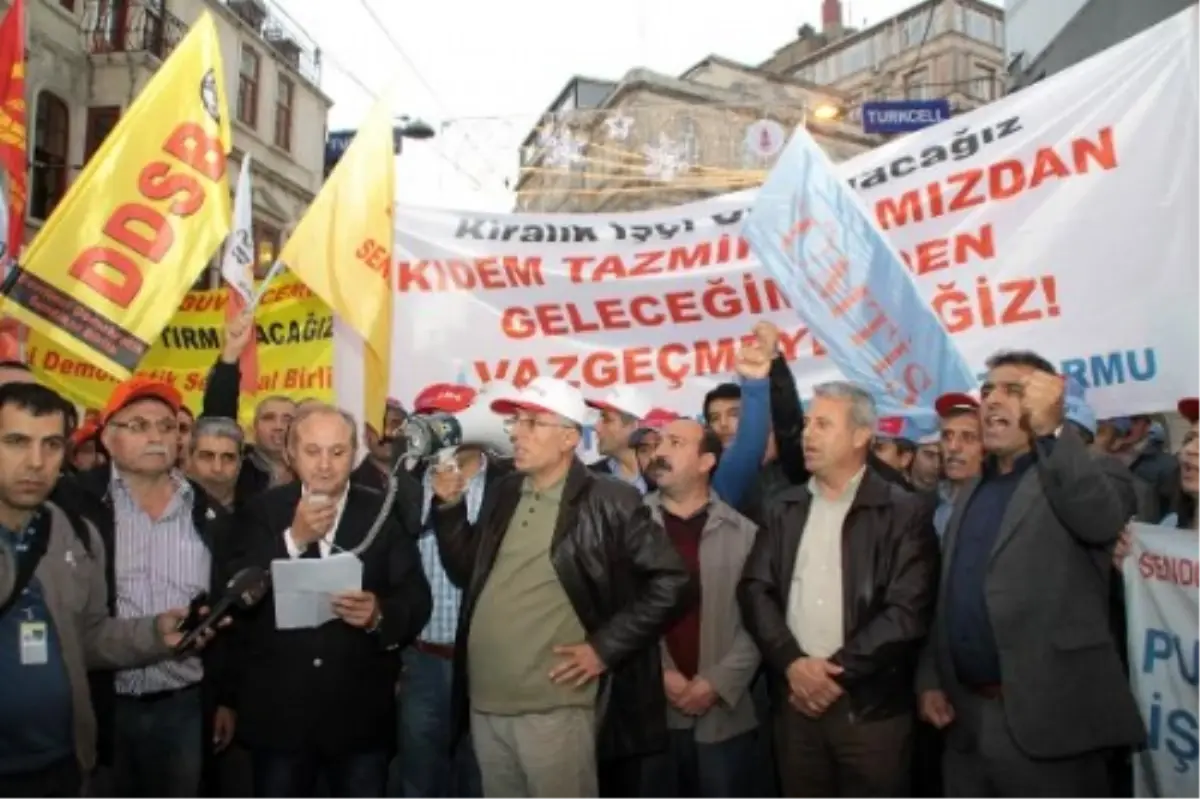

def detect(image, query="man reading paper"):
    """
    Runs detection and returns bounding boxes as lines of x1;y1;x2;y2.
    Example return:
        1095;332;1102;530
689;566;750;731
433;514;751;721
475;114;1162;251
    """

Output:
225;403;431;798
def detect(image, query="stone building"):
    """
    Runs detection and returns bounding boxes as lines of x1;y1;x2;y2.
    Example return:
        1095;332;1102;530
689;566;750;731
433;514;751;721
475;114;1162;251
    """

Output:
17;0;331;286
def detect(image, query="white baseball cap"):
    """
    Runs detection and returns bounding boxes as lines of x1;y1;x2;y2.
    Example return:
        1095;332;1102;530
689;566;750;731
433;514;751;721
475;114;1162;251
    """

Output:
489;377;591;427
585;386;653;421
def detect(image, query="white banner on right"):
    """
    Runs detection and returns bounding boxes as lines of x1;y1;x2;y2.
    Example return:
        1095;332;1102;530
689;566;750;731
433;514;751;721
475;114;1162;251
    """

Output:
1124;522;1200;798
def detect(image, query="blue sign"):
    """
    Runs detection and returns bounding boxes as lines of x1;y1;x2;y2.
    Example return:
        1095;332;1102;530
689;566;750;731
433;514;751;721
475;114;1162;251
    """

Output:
861;99;951;134
324;127;404;170
742;126;975;416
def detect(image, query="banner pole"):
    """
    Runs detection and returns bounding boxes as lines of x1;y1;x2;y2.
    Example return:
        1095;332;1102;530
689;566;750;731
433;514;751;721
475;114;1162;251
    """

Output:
248;260;287;312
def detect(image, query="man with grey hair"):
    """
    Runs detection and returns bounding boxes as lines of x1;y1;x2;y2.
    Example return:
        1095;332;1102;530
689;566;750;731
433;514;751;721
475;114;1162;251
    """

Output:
739;381;938;797
188;418;244;512
225;402;431;797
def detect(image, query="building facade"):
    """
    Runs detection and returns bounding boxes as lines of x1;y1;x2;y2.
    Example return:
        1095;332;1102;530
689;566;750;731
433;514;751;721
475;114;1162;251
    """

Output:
515;59;875;213
762;0;1006;125
1005;0;1195;90
19;0;331;287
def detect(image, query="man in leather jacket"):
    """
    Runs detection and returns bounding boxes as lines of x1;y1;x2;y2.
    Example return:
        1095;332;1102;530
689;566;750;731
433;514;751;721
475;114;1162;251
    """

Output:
430;377;692;798
738;381;938;797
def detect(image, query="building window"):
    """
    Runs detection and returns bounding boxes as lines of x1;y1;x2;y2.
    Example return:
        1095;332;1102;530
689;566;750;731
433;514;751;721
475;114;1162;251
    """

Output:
84;106;121;162
253;222;281;279
30;92;70;221
59;0;76;11
274;76;293;151
237;45;260;127
973;64;998;101
904;68;931;100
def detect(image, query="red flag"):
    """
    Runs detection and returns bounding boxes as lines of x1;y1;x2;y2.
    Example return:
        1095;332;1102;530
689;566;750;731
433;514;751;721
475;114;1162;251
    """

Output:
0;0;26;258
224;283;259;397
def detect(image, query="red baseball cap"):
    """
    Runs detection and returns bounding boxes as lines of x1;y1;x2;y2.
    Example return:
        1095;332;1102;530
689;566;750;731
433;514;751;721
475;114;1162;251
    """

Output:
876;416;905;438
71;419;101;448
101;377;182;426
935;390;980;418
1179;397;1199;423
413;383;477;414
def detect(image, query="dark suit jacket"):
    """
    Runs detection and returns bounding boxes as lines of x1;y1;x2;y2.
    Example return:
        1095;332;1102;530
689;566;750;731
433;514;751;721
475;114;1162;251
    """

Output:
50;467;234;766
226;481;431;755
917;426;1145;759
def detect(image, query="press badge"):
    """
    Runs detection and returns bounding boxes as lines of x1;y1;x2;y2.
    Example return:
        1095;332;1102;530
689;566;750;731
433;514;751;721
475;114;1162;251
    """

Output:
20;621;49;666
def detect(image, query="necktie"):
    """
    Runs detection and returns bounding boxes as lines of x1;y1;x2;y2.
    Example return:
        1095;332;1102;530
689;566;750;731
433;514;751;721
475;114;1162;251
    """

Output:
301;541;321;559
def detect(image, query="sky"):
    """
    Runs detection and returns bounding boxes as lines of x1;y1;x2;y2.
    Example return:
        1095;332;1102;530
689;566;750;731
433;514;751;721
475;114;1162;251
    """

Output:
274;0;1003;212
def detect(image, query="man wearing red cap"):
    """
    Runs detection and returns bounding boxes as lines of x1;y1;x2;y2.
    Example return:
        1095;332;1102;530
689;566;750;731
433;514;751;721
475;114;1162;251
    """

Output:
393;382;500;798
932;392;983;540
59;377;235;797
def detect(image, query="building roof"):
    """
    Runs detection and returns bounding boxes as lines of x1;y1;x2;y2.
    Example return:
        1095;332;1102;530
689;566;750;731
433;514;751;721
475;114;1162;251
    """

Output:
679;53;851;100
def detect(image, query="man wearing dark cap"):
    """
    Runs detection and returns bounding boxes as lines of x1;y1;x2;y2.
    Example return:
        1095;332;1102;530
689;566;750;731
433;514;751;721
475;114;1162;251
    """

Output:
57;378;234;798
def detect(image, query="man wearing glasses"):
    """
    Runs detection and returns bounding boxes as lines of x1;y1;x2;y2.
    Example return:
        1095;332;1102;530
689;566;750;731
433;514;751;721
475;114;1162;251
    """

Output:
430;377;692;798
59;378;233;797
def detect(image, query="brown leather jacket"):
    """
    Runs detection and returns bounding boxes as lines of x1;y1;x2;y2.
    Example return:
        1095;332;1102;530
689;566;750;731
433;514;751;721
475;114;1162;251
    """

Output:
737;466;939;720
432;458;693;760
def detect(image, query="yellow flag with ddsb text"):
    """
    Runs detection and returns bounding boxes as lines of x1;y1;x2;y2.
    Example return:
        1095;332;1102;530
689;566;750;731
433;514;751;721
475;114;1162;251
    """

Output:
0;12;231;377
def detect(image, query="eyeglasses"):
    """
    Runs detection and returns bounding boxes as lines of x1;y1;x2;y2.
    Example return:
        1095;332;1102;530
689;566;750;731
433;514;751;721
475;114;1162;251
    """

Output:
109;418;179;435
502;417;576;435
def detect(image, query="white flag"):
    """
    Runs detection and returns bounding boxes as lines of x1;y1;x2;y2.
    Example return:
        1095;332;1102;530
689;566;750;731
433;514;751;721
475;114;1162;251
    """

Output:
220;155;255;303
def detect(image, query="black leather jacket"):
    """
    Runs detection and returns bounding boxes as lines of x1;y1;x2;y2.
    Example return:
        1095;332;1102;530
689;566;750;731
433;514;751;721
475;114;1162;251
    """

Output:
432;458;693;761
737;467;939;721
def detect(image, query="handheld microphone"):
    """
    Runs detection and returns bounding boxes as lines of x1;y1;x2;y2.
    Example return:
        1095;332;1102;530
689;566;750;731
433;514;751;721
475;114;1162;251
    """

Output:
173;566;271;654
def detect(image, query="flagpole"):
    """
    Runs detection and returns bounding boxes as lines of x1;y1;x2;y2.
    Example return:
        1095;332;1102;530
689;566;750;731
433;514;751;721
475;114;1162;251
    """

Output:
248;260;287;311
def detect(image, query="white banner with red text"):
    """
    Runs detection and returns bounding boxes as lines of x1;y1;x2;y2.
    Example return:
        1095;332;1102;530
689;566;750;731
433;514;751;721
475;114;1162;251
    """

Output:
341;7;1197;419
1124;522;1199;797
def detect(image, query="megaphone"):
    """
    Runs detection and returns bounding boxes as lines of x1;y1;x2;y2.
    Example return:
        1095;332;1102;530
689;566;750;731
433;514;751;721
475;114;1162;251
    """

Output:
403;382;515;461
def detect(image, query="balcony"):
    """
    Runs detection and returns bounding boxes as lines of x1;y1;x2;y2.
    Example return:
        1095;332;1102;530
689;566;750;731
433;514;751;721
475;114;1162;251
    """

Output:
82;1;187;62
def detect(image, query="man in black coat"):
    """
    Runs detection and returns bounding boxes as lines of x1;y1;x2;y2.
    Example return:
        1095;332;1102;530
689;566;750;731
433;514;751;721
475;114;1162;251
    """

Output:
224;402;430;798
738;381;939;797
429;377;692;798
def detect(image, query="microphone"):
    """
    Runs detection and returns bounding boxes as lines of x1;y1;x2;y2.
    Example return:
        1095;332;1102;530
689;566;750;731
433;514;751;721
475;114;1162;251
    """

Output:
173;566;271;654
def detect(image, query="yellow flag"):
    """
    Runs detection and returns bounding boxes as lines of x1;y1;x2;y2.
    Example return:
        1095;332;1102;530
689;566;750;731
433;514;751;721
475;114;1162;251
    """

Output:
280;95;394;430
0;12;231;378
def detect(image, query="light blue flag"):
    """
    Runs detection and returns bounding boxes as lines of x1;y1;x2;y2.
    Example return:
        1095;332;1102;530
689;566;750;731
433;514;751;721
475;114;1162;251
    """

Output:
743;126;976;416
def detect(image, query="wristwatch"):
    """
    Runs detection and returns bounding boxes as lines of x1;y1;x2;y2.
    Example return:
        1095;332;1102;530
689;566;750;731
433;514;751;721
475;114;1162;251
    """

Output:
366;608;383;635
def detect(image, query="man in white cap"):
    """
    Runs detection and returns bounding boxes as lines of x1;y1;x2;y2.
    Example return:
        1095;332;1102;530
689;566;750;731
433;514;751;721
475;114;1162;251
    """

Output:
585;387;655;493
429;377;692;798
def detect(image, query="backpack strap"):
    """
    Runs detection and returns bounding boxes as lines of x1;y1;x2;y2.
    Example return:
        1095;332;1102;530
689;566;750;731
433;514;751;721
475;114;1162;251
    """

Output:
0;509;52;617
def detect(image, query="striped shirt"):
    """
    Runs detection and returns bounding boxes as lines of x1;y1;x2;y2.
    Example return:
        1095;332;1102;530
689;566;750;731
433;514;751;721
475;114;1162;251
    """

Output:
418;458;488;645
112;471;210;695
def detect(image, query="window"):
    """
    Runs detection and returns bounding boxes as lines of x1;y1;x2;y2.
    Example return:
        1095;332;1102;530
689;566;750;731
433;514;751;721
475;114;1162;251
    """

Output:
30;92;70;221
274;76;294;151
143;0;166;58
84;106;121;162
253;222;281;280
904;68;931;100
973;64;998;101
58;0;76;11
237;45;260;127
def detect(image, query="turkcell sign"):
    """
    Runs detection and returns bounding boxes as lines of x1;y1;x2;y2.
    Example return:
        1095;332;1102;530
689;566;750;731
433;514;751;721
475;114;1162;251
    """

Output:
861;99;952;134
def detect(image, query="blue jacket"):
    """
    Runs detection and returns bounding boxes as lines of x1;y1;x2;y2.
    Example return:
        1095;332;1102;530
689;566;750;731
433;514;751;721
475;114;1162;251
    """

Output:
711;378;770;508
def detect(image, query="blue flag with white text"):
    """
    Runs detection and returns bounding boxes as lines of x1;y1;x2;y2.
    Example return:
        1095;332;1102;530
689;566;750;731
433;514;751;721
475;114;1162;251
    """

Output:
743;126;976;415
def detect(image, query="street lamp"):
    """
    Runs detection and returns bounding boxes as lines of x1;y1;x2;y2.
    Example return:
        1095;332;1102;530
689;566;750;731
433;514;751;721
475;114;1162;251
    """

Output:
395;115;436;140
810;101;842;121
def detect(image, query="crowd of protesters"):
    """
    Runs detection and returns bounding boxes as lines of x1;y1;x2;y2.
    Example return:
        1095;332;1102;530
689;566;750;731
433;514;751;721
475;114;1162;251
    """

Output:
0;311;1195;799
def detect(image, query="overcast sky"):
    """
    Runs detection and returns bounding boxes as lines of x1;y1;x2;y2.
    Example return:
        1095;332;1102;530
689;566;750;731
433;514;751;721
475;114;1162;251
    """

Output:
275;0;1002;211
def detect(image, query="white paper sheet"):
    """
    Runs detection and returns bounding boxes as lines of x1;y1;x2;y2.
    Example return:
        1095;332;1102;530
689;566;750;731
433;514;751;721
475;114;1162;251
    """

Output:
270;552;363;630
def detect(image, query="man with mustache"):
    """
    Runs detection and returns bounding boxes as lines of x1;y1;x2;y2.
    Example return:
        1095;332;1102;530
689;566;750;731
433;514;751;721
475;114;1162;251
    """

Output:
917;350;1143;796
61;378;236;797
642;419;761;797
932;392;984;541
